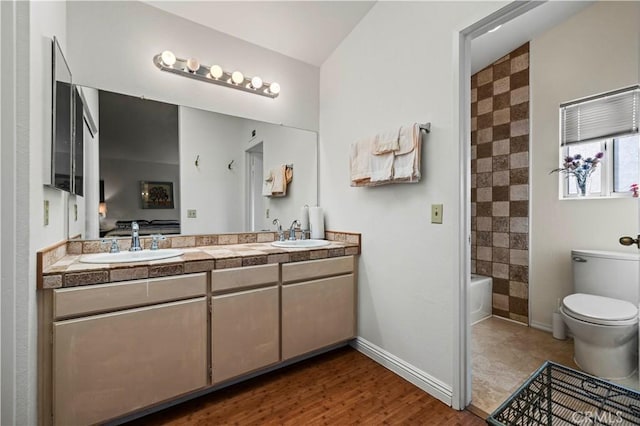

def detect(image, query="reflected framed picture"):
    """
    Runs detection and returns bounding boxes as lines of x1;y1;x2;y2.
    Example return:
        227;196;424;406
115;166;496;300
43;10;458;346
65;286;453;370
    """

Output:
140;181;174;209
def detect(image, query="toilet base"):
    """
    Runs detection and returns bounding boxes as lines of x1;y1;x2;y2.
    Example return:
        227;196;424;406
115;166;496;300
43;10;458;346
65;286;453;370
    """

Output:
573;335;638;380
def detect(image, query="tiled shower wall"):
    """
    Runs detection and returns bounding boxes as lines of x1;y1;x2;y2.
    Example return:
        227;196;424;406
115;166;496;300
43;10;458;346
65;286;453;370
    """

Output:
471;43;530;324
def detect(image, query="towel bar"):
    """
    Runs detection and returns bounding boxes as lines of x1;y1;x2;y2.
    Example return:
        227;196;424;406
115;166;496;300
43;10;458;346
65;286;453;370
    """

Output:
419;123;431;133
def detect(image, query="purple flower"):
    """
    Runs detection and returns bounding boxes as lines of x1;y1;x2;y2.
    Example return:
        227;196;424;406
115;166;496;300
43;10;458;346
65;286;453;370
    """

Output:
564;156;574;163
574;154;582;160
595;152;604;159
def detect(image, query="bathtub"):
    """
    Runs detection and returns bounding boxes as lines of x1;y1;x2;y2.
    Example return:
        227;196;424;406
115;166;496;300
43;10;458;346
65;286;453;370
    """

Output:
470;274;492;324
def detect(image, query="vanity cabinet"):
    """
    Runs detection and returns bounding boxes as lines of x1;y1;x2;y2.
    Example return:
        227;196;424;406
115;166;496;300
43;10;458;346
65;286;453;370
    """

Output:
281;256;356;360
211;264;280;384
51;274;208;426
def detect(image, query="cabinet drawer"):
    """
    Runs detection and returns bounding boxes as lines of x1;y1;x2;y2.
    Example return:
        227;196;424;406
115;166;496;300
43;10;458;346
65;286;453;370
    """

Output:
53;298;208;426
211;263;278;293
282;256;354;283
53;273;207;319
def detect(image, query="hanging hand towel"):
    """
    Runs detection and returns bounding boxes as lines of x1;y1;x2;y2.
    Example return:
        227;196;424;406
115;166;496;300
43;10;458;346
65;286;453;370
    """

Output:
350;137;373;185
262;170;274;196
372;128;400;154
393;123;421;181
271;165;293;197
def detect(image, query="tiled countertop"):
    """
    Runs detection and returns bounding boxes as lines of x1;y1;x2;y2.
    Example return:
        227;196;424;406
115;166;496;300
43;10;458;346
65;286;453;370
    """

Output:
40;240;360;289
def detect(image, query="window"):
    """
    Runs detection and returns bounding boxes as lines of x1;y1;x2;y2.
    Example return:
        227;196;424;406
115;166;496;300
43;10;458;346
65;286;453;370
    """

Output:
559;85;639;198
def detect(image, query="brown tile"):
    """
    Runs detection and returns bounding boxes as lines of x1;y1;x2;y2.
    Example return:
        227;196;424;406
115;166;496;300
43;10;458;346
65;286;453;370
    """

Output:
471;261;476;274
477;231;492;246
492;201;509;217
510;168;528;185
492;186;509;201
511;102;529;121
257;232;276;243
493;60;511;79
510;265;529;283
510;135;529;153
492;262;509;279
471;73;477;89
110;267;149;282
510;184;528;201
239;233;258;244
510;120;529;138
149;264;184;278
42;274;63;289
477;143;493;159
493;247;509;263
493;124;510;141
477;83;493;100
67;241;82;255
290;251;311;262
492;155;509;172
493;170;509;187
310;249;330;260
471;102;477;118
510;233;528;250
477;247;492;261
493;77;510;95
477;67;493;87
477;158;492;173
476;202;492;217
510;201;528;217
510;297;528;316
328;248;346;257
477;187;492;203
345;247;359;256
493;278;509;295
184;260;216;273
471;174;477;189
268;253;290;264
216;258;243;269
509;313;528;324
64;271;109;287
471;131;477;145
493;217;509;233
493;233;509;248
478;98;493;116
493;294;509;311
493;139;510;156
478;128;493;144
512;42;529;58
510;249;528;266
494;54;509;65
218;234;239;245
170;236;196;248
493;108;510;126
471;159;477;174
509;281;528;299
242;255;267;266
476;260;491;276
510;86;529;106
471;188;477;203
196;235;219;246
510;69;529;90
477;217;492;231
494;92;510;110
493;308;509;318
471;88;477;104
510;217;528;233
510;52;529;74
477;173;492;188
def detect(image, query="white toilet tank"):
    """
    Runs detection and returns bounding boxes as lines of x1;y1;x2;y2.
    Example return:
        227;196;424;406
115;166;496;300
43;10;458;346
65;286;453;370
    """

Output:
572;249;640;304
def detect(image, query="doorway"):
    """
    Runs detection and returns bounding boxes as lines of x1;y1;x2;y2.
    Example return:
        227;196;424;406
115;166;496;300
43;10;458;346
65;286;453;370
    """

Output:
246;143;264;231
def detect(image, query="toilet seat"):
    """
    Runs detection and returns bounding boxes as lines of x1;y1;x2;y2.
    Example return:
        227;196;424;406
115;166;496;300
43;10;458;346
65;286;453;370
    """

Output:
562;293;638;326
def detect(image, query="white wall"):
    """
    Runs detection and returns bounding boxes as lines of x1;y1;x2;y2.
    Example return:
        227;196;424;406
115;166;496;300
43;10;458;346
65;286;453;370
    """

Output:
243;120;318;232
179;106;245;234
530;1;640;330
66;1;319;132
319;1;503;404
81;86;100;239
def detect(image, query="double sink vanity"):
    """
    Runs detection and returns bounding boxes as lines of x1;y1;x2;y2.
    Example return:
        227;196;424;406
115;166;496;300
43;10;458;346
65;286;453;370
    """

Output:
37;230;360;425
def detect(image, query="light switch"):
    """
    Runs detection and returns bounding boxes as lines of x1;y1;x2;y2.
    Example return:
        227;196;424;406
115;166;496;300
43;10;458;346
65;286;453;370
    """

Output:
266;208;270;218
431;204;443;224
187;209;197;218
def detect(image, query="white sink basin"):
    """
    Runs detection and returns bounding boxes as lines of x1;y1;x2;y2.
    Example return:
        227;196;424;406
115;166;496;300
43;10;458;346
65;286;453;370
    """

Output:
271;239;331;248
79;249;184;264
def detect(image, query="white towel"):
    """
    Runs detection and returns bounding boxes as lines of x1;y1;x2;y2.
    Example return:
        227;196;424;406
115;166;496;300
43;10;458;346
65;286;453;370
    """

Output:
262;170;274;196
372;128;400;154
350;137;373;184
369;150;394;182
393;123;421;180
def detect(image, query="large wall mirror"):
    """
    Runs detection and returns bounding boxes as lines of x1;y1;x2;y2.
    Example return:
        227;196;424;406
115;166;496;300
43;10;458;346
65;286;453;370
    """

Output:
51;37;73;192
73;88;317;240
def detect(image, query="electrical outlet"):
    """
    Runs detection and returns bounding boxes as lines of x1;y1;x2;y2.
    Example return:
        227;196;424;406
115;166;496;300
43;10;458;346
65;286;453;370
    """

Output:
431;204;443;224
266;208;270;218
187;209;197;218
74;204;78;221
44;200;50;226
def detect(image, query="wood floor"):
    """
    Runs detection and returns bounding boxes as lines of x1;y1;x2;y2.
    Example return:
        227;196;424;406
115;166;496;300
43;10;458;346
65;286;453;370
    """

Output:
126;346;483;425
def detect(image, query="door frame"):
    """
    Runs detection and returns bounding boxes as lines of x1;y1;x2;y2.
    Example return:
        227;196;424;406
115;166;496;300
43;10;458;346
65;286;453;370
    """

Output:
452;0;543;410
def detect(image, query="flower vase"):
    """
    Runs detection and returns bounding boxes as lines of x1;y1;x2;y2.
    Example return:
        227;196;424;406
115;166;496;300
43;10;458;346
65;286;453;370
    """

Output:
574;173;589;197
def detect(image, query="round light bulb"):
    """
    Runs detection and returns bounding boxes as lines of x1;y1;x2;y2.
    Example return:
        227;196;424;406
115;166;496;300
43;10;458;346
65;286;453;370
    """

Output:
161;50;176;67
209;65;223;79
250;76;263;89
231;71;244;85
269;82;281;95
186;58;200;72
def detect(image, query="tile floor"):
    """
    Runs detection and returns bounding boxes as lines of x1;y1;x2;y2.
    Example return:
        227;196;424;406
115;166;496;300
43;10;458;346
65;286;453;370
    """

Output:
470;316;640;417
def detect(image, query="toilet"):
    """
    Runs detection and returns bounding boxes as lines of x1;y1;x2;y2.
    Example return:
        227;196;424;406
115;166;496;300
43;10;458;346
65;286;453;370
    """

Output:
560;249;640;379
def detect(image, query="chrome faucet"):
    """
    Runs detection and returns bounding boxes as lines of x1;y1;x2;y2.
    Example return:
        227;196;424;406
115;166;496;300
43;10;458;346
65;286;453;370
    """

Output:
289;220;301;241
273;219;285;241
130;221;142;251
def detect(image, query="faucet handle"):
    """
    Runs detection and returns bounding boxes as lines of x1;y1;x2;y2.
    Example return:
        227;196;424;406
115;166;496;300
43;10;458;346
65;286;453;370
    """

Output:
102;238;120;253
150;234;166;250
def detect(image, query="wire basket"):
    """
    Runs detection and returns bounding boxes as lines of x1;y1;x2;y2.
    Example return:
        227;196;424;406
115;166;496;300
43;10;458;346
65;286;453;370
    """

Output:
487;361;640;425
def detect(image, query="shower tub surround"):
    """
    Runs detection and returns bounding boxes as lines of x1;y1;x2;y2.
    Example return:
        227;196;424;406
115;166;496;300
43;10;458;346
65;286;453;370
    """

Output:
471;42;530;324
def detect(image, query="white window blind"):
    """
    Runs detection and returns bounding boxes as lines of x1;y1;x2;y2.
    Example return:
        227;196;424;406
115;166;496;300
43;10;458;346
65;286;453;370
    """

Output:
561;85;639;145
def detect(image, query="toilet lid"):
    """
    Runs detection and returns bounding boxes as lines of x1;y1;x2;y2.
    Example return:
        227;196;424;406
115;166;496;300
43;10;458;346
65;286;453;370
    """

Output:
563;294;638;324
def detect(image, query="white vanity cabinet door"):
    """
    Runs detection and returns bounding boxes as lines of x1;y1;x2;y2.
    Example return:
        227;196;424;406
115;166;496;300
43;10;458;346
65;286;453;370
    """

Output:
53;297;208;426
282;274;355;360
212;286;280;384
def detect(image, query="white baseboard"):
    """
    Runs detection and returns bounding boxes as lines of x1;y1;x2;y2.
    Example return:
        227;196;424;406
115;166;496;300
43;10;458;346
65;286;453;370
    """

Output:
530;320;552;333
350;337;452;406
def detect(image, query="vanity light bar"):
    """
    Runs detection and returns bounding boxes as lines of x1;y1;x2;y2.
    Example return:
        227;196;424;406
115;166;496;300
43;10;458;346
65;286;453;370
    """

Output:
153;51;280;99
